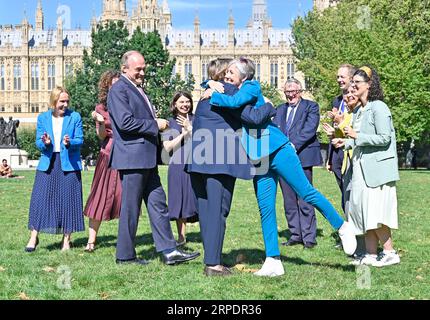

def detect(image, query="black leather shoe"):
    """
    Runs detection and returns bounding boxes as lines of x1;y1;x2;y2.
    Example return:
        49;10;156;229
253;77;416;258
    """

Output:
304;242;317;249
162;249;200;265
204;266;233;277
116;258;149;265
25;237;39;253
281;239;302;247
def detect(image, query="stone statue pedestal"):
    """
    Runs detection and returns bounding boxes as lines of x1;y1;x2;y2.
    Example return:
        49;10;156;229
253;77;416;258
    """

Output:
0;148;29;169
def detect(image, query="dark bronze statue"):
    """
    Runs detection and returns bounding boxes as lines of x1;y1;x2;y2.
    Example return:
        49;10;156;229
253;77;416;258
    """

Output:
0;117;19;147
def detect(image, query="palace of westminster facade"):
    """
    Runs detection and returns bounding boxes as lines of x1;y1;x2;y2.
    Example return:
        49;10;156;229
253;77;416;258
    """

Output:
0;0;338;124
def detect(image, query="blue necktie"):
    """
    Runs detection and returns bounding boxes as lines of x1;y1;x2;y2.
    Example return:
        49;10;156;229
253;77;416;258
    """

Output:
285;105;296;136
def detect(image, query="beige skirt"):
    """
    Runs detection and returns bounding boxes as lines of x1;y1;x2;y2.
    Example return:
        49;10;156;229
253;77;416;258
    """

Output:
348;158;398;236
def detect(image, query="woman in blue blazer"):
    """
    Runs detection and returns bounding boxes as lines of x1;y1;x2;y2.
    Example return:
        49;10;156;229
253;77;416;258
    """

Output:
206;58;357;276
25;87;85;252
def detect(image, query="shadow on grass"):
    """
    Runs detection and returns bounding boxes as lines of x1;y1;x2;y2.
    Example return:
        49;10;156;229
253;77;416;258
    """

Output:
224;248;355;272
278;228;325;241
44;235;118;251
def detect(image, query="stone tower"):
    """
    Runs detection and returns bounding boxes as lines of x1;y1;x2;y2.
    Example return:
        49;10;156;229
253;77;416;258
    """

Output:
130;0;161;33
100;0;128;23
35;0;44;31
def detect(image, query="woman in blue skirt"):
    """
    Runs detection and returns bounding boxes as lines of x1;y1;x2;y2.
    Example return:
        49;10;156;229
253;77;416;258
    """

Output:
25;86;85;252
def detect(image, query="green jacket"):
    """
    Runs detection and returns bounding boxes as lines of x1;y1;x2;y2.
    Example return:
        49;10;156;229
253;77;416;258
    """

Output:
346;100;399;188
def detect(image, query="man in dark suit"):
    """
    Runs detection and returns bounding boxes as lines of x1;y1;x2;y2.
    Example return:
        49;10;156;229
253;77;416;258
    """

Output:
273;78;322;248
187;59;276;276
108;50;199;265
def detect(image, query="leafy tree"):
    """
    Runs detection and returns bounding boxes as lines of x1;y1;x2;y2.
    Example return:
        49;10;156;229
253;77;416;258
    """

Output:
260;82;285;107
66;21;129;158
17;128;40;160
128;28;195;119
291;0;430;144
67;25;194;157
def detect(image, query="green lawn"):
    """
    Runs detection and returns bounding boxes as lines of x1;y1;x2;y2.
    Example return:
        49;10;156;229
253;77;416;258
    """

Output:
0;167;429;300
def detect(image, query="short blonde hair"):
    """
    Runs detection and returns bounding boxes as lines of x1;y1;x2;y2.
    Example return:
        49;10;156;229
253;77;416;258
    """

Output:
208;58;232;81
49;86;69;108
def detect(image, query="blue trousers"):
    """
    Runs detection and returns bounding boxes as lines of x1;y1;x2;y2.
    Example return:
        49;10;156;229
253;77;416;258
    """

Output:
253;143;344;257
279;167;317;245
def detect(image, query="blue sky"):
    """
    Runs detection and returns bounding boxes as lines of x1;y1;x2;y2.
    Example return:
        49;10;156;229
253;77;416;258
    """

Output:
0;0;313;30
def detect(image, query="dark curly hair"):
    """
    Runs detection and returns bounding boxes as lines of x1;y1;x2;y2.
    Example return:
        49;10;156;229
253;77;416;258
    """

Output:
353;66;384;102
98;70;121;106
170;91;194;117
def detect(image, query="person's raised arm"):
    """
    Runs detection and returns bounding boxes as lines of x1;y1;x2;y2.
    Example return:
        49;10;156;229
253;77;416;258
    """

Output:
210;82;259;109
241;102;276;126
92;111;107;141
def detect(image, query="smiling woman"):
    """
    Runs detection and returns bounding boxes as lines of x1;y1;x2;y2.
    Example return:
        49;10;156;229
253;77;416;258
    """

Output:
25;86;85;253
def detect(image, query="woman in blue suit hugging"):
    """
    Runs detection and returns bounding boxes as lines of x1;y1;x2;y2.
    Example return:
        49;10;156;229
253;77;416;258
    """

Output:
25;86;85;252
204;57;357;276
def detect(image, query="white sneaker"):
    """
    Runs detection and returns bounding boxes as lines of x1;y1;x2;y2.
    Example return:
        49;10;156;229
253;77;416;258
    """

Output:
254;257;285;277
338;221;357;256
349;254;378;266
373;251;400;268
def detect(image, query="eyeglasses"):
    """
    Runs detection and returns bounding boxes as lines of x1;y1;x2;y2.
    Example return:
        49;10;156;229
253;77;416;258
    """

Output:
351;80;367;85
284;90;302;95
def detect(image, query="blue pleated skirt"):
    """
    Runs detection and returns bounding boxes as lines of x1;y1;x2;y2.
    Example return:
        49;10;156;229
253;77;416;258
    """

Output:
28;153;85;234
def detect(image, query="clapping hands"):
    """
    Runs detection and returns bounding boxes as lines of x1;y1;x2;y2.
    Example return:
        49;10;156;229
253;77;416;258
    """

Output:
322;123;335;138
327;108;344;124
91;111;104;124
177;114;192;137
343;126;357;139
41;132;51;146
63;134;70;146
331;138;346;148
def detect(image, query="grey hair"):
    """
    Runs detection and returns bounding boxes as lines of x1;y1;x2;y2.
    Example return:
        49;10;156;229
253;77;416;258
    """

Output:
228;57;256;81
121;50;143;68
285;77;303;90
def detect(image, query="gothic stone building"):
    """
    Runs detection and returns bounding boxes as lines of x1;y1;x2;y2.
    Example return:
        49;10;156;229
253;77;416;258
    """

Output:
0;0;333;125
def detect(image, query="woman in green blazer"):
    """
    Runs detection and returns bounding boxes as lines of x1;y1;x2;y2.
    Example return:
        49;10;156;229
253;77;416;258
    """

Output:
333;66;400;267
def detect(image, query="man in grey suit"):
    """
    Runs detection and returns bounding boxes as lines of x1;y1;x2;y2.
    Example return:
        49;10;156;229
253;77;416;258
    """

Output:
273;78;322;249
108;51;199;265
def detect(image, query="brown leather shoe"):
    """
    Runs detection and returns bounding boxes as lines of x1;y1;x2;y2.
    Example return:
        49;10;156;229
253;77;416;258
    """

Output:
204;266;233;277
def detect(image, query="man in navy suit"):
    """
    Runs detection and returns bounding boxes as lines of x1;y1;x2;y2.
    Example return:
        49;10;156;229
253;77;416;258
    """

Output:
273;78;322;248
108;51;199;265
187;59;276;276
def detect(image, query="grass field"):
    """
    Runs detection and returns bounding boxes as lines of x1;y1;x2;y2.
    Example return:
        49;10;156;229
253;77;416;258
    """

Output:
0;167;429;300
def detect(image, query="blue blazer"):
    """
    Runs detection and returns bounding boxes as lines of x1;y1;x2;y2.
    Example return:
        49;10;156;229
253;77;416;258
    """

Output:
187;82;276;180
210;80;288;160
108;75;160;170
273;99;322;168
36;109;83;172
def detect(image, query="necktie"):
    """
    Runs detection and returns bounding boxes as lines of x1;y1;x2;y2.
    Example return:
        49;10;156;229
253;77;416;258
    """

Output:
285;105;296;136
136;86;156;118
